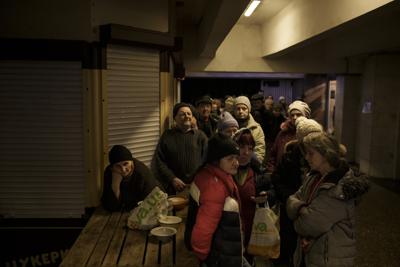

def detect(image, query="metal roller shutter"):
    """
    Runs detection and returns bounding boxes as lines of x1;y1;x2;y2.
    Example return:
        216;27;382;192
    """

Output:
0;60;85;218
106;45;160;165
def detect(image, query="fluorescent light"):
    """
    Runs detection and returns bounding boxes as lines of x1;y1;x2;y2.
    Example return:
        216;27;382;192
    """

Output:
244;0;261;17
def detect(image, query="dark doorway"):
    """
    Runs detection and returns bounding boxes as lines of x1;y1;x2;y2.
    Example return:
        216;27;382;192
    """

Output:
181;78;262;104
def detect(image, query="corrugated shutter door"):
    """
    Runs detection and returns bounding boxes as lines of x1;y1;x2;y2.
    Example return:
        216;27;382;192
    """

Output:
106;45;160;165
0;60;85;218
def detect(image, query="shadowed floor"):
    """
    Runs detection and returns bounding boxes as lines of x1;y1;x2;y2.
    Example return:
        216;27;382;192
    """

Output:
144;179;400;267
355;179;400;266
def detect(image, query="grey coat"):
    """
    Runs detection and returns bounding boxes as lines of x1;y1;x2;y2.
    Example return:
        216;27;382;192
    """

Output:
287;164;369;267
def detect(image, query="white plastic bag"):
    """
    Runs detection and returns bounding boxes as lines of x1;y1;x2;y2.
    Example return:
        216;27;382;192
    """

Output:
127;186;168;230
247;202;280;259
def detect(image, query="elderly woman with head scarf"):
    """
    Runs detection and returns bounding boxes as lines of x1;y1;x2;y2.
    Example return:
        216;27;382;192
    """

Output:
287;133;369;267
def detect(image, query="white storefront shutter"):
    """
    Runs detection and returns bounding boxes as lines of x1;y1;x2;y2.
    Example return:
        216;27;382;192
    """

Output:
106;45;160;165
0;60;85;218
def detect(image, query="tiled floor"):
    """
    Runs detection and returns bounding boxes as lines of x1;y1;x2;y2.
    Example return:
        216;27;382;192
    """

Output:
259;178;400;267
355;179;400;266
368;177;400;195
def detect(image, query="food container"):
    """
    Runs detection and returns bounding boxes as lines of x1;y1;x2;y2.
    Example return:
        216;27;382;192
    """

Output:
150;226;177;243
167;195;189;211
158;215;182;229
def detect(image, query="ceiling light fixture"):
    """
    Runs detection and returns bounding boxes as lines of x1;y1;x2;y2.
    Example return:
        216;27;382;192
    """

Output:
244;0;261;17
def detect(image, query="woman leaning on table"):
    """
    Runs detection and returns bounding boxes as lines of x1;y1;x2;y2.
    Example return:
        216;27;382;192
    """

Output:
101;145;160;211
287;133;369;267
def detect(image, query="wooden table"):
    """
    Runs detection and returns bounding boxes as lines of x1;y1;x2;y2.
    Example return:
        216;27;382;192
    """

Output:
59;207;198;267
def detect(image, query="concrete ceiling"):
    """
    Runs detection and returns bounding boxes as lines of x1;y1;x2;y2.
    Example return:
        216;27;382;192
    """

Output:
266;1;400;61
176;0;293;61
177;0;293;26
237;0;293;25
177;0;400;74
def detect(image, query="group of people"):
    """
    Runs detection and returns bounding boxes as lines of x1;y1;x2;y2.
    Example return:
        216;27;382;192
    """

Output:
100;94;369;267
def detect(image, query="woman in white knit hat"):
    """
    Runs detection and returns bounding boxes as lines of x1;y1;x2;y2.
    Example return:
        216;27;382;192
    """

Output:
267;100;311;173
271;117;323;267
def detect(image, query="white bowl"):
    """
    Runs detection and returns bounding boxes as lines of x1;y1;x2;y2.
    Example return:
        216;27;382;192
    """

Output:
158;215;182;229
167;196;189;210
150;226;177;242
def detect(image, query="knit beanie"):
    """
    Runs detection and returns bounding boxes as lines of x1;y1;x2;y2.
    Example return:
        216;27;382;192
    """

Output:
251;93;264;101
207;133;240;163
235;96;251;112
295;117;323;140
288;100;311;118
173;102;192;118
195;95;212;107
217;111;239;131
108;145;133;165
225;96;234;106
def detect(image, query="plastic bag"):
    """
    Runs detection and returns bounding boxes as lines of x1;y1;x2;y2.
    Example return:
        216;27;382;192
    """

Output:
127;186;168;230
247;202;280;259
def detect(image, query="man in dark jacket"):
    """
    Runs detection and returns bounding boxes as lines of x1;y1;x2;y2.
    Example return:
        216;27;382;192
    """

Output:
152;102;208;195
101;145;159;211
195;95;218;138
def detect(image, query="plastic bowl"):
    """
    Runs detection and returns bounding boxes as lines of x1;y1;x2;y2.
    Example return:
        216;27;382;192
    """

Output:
150;226;177;243
158;215;182;229
168;196;189;211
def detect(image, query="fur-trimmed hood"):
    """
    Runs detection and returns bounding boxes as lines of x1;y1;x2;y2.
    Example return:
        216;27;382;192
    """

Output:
310;161;370;201
333;170;370;200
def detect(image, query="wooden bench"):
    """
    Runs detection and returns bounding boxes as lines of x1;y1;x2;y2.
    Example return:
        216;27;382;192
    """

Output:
59;207;198;267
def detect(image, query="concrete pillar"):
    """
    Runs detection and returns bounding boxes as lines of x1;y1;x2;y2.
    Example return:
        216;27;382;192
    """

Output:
357;54;400;178
335;75;362;163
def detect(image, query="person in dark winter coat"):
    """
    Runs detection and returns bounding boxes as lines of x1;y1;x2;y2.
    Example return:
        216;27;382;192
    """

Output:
196;95;219;138
267;104;286;143
233;129;276;264
267;100;311;172
271;117;323;267
185;133;251;267
287;133;369;267
101;145;159;211
265;104;286;163
151;102;208;195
